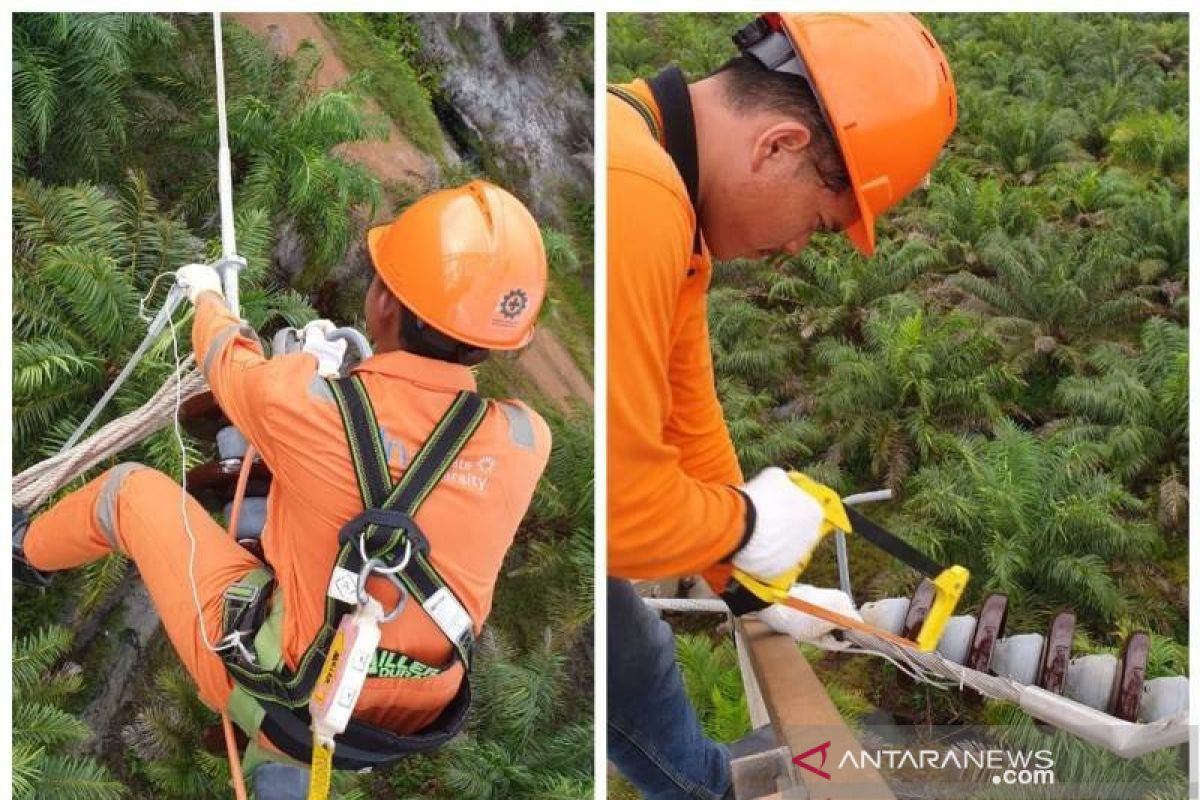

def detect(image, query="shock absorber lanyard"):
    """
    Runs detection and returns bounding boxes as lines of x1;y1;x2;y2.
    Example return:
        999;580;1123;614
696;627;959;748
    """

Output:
306;597;385;800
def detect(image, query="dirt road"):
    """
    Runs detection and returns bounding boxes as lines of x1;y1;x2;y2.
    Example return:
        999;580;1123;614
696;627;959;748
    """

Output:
518;331;594;409
231;13;435;188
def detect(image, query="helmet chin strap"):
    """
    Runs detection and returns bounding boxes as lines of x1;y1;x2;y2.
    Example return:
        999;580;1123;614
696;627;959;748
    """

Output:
400;305;489;366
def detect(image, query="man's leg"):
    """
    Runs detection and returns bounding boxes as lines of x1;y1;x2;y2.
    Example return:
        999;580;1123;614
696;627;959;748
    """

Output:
608;577;732;800
23;462;262;711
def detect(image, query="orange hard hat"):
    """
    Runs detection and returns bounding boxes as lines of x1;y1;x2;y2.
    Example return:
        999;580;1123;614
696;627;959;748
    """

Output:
736;13;957;256
367;180;547;350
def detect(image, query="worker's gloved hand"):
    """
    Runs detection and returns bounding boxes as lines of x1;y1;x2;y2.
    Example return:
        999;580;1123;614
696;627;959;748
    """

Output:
302;320;348;378
758;584;861;642
733;467;837;581
176;263;223;304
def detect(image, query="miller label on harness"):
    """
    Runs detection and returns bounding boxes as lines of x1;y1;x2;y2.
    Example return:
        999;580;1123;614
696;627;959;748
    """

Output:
218;375;487;771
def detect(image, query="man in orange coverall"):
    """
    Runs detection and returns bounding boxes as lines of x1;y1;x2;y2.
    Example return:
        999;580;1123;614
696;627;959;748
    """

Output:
14;182;552;765
608;14;956;798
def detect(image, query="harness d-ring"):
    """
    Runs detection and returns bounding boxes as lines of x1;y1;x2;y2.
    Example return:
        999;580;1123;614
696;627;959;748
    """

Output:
357;531;413;576
357;557;408;623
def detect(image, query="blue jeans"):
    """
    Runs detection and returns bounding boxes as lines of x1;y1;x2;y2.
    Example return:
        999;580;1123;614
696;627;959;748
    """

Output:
608;577;732;799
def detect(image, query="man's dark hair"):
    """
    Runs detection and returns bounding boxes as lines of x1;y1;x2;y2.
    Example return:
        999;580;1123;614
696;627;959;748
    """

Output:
399;300;490;366
713;54;851;193
372;270;490;365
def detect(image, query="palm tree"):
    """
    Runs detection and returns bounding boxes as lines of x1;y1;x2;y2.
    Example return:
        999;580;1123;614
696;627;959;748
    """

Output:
497;413;595;643
973;101;1082;184
13;626;127;800
718;377;827;477
709;286;800;384
115;16;385;290
809;305;1022;492
1056;317;1188;531
900;420;1158;629
916;170;1045;269
676;634;751;743
1047;163;1136;229
949;227;1151;377
12;173;311;468
1108;111;1188;183
427;630;592;800
1118;189;1189;288
762;237;944;341
14;13;176;181
1076;80;1139;157
12;175;196;464
121;664;229;798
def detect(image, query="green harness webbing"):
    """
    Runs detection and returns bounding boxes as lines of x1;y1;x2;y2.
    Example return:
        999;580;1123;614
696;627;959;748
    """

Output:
219;375;486;712
607;84;661;140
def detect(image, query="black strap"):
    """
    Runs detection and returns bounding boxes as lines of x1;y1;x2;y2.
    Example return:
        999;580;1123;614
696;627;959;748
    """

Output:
257;675;472;769
720;581;770;617
647;67;702;255
609;68;704;255
220;377;486;709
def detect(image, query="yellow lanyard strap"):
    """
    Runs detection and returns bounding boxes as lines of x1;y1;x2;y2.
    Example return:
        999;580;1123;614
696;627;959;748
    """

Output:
307;736;334;800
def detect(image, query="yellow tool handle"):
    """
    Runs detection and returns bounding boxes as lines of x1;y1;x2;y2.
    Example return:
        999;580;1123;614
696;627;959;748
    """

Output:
916;565;970;652
787;470;970;652
731;567;802;606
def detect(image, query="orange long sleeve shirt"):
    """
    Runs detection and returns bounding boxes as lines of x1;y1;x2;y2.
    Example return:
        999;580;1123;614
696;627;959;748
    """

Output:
608;82;748;580
192;293;551;730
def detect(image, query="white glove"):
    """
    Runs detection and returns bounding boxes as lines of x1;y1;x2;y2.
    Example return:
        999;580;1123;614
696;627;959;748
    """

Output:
176;263;223;304
302;320;348;377
758;584;862;642
303;319;337;338
733;467;826;580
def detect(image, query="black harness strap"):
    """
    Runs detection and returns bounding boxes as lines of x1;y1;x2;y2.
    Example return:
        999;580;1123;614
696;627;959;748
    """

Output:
609;67;704;256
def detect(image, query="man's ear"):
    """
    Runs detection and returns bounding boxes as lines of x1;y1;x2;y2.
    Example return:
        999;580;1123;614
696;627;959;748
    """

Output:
750;121;814;173
374;279;402;327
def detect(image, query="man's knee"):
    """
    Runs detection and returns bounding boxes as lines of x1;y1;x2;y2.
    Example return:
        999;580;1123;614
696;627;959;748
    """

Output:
96;462;171;550
608;578;679;683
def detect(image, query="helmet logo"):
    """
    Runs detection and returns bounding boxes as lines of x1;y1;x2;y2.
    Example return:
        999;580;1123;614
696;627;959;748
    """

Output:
498;289;529;321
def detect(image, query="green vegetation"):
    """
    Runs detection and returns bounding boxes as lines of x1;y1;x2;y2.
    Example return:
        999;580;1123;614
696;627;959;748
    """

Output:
14;12;592;798
319;13;447;158
14;627;127;800
612;11;1187;796
676;634;750;743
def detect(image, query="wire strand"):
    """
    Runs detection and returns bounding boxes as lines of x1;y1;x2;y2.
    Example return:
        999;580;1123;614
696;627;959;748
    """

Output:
165;295;239;656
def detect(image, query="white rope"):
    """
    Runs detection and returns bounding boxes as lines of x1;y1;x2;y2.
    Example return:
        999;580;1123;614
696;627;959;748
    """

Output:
160;299;239;656
20;14;246;659
14;362;207;512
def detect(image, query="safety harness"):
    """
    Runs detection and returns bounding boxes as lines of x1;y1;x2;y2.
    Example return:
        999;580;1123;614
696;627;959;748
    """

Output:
218;375;487;769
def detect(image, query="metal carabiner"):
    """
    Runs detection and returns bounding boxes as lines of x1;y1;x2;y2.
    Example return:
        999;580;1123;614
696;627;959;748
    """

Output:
357;533;413;576
357;557;409;623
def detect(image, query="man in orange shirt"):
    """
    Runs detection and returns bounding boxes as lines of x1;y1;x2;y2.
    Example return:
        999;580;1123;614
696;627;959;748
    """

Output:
608;14;956;798
15;181;552;775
